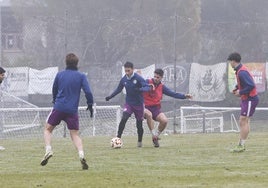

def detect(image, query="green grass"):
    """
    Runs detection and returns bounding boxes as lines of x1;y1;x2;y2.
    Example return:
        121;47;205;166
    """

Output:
1;133;268;188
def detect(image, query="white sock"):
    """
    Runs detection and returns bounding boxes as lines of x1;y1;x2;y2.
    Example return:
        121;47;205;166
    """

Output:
156;130;161;137
45;145;52;153
239;139;246;146
79;150;84;159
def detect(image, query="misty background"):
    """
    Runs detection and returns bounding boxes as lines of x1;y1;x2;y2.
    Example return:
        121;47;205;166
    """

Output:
1;0;268;109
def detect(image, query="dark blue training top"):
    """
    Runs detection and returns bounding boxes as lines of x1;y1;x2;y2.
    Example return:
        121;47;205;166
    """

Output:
109;72;151;105
162;84;186;99
52;68;93;114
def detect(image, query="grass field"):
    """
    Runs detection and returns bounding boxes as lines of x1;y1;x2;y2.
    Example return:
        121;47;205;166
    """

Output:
0;132;268;188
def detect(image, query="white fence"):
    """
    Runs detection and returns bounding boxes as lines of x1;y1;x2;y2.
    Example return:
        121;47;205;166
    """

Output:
180;106;268;134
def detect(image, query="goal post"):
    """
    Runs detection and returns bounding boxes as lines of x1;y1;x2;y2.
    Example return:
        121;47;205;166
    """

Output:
0;105;122;138
91;104;121;136
180;106;268;134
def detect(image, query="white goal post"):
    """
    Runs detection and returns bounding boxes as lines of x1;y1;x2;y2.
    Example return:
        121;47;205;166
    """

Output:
0;104;122;138
180;106;268;134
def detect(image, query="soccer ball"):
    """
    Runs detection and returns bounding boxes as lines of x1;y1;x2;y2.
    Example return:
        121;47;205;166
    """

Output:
111;137;123;148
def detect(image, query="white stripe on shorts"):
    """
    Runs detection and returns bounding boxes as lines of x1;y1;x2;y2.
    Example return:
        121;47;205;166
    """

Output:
46;109;53;123
246;101;252;117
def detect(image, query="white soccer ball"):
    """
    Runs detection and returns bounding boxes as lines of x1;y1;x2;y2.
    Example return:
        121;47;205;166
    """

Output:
111;137;123;148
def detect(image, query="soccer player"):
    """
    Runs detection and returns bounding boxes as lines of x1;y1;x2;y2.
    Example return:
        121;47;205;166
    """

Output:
143;68;192;147
40;53;93;169
105;61;151;147
0;67;6;151
228;52;259;152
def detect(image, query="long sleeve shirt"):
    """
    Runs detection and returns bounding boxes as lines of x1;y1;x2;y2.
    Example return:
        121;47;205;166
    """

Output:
109;73;151;105
53;68;93;114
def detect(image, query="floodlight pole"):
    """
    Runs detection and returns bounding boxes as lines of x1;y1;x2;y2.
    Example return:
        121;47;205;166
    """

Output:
173;13;178;134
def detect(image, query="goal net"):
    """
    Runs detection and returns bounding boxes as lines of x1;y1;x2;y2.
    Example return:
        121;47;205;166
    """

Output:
180;106;268;134
0;104;122;138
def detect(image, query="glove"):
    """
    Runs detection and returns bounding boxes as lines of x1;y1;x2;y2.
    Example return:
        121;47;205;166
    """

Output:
86;104;93;118
105;96;111;101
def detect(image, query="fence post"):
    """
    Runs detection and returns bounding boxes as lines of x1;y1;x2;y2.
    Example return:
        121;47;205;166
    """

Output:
180;107;184;134
202;110;206;133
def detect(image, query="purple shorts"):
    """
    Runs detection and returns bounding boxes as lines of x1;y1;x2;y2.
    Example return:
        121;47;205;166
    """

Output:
145;106;161;120
47;109;79;130
240;99;258;117
123;103;144;121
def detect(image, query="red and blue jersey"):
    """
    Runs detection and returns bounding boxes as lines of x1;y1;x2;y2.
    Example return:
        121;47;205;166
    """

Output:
143;78;186;107
234;64;258;101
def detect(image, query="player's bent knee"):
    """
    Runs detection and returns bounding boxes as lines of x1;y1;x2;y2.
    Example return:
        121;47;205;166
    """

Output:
145;113;153;119
45;124;54;132
162;119;168;126
144;110;152;119
164;119;168;125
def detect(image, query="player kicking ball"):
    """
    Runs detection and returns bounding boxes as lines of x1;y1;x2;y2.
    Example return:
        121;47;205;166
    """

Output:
143;68;192;147
105;61;151;147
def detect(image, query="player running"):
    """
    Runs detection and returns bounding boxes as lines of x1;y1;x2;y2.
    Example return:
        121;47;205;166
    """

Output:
40;53;93;169
143;68;192;147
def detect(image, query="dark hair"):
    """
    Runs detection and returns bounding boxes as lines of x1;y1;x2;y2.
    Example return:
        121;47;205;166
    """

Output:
0;67;5;74
124;61;134;69
227;52;241;63
66;53;79;69
154;68;164;77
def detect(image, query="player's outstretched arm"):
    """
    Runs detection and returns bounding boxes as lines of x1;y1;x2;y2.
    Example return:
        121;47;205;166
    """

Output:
105;80;124;101
162;85;193;100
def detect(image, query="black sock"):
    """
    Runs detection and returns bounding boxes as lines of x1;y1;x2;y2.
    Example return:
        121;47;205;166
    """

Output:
136;120;143;142
117;112;130;138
